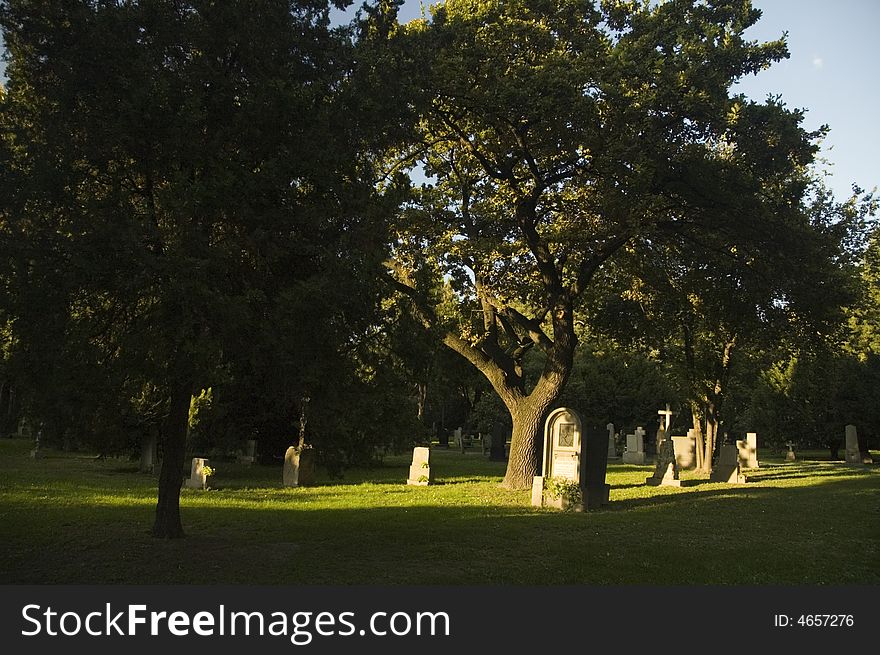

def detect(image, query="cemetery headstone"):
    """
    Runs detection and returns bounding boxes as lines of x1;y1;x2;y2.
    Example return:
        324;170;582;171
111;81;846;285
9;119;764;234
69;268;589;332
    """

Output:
533;407;583;510
606;422;619;460
455;427;465;454
710;445;746;483
238;439;258;465
843;424;869;464
671;433;696;470
582;425;611;509
283;446;315;487
29;425;42;459
785;441;796;462
489;422;507;461
406;446;432;485
184;457;209;490
622;426;646;464
736;432;759;469
139;431;158;473
645;427;681;487
657;404;673;431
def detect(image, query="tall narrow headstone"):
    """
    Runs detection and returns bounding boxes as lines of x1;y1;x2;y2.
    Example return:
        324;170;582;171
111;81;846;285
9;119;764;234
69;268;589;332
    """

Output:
455;427;465;453
139;431;158;473
489;422;507;461
582;426;611;509
406;447;432;485
645;427;681;487
844;425;862;464
606;422;619;460
785;441;797;462
737;432;759;469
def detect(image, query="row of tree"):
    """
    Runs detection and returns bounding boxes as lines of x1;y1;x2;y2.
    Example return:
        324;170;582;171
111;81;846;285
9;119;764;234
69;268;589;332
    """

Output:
1;1;876;537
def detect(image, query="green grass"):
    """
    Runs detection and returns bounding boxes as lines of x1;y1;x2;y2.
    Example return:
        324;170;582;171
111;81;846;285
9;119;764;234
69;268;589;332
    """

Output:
0;437;877;584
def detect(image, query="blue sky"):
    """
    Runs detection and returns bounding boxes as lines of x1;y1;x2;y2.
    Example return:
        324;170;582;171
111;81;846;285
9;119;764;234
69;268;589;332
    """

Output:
2;1;876;201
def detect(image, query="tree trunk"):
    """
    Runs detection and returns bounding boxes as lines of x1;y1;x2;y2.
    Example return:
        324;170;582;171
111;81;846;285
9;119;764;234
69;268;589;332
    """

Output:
702;414;716;474
502;399;553;489
152;379;190;539
691;405;704;471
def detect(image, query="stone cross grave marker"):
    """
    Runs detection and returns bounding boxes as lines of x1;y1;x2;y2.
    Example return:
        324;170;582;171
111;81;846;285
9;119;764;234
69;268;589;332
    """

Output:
406;447;432;485
645;426;681;487
736;432;759;469
606;422;619;460
785;441;797;462
657;404;673;432
622;426;646;464
283;446;315;487
184;458;209;490
710;445;746;484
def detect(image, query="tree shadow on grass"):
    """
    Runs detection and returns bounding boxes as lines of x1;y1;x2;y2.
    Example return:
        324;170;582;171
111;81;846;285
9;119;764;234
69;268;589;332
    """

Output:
2;472;876;585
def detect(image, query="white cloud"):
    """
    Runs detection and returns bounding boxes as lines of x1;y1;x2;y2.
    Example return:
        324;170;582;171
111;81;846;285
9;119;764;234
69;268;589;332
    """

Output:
812;57;824;69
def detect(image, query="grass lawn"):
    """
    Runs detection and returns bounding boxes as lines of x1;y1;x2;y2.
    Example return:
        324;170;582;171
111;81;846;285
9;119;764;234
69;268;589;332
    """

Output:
0;437;877;584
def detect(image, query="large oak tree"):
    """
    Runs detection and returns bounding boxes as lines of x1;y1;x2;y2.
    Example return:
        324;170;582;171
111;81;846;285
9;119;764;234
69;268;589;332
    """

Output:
383;0;828;488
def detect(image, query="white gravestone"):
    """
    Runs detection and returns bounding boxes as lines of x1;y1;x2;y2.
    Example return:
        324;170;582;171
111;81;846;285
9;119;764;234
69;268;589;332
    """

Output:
736;432;759;469
283;446;315;487
407;446;432;485
606;422;619;460
184;458;209;490
622;427;646;464
844;425;865;464
785;441;796;462
533;407;583;509
671;433;696;470
710;445;746;484
657;404;673;431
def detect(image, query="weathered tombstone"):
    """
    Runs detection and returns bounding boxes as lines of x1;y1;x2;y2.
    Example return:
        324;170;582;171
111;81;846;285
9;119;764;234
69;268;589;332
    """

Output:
736;432;759;469
454;427;465;453
489;422;507;461
184;457;209;489
622;427;646;464
29;425;42;459
645;427;681;487
785;441;797;462
533;407;582;509
671;433;696;470
710;445;746;483
844;425;862;464
238;439;258;465
582;426;611;509
406;446;432;485
139;431;158;473
283;446;315;487
606;422;619;460
480;432;488;456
